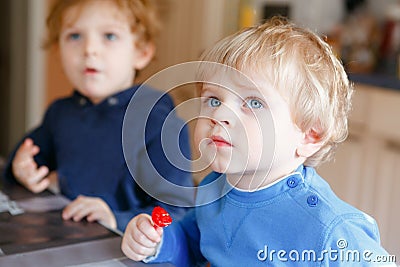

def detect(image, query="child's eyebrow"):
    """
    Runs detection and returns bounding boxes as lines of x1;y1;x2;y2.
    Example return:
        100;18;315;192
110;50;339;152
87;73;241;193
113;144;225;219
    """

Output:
200;83;221;93
101;22;127;30
244;86;269;98
199;87;216;96
61;22;77;30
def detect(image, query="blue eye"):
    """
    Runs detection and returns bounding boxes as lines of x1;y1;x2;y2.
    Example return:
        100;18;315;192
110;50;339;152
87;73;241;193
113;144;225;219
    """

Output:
207;97;221;107
105;33;117;41
68;33;81;41
246;98;263;109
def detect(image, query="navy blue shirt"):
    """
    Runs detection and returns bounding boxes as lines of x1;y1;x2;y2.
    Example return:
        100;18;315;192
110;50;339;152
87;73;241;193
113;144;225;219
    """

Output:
4;85;194;231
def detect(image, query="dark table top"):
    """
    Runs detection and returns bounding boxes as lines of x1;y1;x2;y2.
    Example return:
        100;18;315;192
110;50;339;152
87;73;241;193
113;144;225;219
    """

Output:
0;179;116;256
0;178;173;267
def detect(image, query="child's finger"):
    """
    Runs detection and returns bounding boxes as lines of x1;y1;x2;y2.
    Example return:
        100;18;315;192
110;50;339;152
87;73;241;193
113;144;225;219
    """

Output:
26;166;49;184
23;138;34;147
13;154;37;171
14;163;49;194
121;236;149;262
85;202;107;222
62;199;85;220
86;211;101;222
12;159;36;180
72;209;90;222
20;157;38;171
20;166;49;192
63;197;102;222
136;215;162;243
123;231;157;260
29;177;51;194
132;226;159;248
155;226;163;236
16;138;40;159
13;147;40;177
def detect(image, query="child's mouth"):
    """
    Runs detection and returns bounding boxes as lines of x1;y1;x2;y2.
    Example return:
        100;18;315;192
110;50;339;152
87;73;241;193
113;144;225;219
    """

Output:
85;68;98;74
210;135;232;147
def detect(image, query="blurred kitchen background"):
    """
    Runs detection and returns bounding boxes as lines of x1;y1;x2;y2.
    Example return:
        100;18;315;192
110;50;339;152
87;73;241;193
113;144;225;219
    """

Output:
0;0;399;259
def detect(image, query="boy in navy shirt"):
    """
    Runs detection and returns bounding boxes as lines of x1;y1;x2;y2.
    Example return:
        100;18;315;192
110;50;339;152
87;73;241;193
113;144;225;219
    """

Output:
5;0;193;231
121;17;395;266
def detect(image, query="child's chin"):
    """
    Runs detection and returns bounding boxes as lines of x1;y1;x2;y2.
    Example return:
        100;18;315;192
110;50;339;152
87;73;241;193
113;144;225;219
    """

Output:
210;161;230;174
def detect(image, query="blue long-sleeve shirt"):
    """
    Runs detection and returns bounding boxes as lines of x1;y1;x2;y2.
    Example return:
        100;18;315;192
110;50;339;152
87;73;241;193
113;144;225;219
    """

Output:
4;85;194;231
150;165;393;266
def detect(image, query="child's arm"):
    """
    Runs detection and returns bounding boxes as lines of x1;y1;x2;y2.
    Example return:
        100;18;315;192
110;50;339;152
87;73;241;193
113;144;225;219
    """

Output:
11;138;50;193
122;209;206;267
322;215;396;266
115;91;194;231
121;213;163;261
4;103;57;189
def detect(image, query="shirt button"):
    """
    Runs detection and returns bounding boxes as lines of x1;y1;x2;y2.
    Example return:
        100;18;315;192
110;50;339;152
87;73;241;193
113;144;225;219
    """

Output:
287;177;299;188
79;98;87;106
108;97;118;106
307;195;319;207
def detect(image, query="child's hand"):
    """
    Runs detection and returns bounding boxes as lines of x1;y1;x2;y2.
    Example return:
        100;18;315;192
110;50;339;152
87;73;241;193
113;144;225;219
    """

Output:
46;171;60;194
62;195;117;229
121;214;163;261
11;138;50;193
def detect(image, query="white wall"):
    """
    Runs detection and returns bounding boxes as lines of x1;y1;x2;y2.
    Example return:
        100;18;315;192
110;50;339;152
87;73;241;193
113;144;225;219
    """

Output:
26;0;46;131
367;0;399;22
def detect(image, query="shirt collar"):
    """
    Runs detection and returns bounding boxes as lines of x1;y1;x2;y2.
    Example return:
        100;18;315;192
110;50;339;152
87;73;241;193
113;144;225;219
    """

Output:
226;165;307;204
72;85;140;108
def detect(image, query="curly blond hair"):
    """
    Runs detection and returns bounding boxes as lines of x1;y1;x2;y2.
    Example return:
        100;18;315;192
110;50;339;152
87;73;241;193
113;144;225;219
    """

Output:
199;17;353;167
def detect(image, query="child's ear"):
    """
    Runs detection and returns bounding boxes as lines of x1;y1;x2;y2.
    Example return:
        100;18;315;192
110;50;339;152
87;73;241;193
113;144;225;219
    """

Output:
133;42;155;70
296;128;324;158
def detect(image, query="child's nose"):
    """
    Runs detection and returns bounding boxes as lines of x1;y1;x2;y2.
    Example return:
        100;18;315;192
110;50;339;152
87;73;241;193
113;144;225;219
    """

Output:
84;37;99;56
211;105;236;127
211;117;230;126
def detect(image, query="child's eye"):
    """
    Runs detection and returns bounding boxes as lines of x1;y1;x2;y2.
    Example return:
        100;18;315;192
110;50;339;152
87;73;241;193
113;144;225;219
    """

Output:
207;97;221;107
105;33;117;41
245;98;263;109
68;33;81;41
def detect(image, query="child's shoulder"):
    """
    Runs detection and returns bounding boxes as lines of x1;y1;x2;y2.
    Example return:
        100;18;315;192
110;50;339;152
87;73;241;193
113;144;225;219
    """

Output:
132;84;174;108
45;92;79;113
299;167;379;236
303;168;366;217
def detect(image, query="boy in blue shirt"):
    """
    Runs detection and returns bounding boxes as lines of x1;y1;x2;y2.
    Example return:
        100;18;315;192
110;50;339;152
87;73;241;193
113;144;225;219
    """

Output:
4;0;193;232
121;17;395;266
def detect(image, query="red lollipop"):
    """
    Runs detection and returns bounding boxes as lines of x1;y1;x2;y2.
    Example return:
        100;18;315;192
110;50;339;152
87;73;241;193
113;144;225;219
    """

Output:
152;206;172;229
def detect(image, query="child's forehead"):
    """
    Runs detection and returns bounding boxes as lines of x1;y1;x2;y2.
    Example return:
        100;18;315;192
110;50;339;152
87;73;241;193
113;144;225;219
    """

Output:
199;66;274;98
62;0;131;25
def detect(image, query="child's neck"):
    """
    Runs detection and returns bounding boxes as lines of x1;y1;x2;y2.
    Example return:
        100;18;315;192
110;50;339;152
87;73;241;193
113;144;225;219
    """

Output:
226;167;300;192
83;86;131;105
